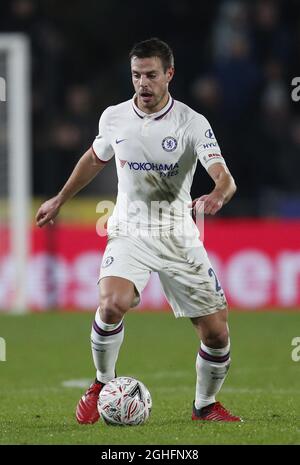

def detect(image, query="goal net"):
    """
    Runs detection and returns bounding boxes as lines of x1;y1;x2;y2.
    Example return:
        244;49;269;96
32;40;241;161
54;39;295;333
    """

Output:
0;34;31;312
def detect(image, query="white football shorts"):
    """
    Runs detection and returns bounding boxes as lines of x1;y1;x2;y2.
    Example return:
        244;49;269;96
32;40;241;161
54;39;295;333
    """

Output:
98;227;227;318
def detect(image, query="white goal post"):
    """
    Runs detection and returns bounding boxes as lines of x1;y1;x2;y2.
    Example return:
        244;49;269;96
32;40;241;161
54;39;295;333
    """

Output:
0;34;31;313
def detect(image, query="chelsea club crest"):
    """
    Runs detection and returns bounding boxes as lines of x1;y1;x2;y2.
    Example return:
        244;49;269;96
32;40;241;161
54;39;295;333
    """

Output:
162;136;177;152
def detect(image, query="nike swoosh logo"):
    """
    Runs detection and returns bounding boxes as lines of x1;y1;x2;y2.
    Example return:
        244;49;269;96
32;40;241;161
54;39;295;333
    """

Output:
116;138;127;144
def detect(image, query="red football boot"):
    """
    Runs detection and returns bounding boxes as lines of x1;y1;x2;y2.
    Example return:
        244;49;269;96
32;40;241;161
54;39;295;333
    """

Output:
192;401;242;422
76;380;105;424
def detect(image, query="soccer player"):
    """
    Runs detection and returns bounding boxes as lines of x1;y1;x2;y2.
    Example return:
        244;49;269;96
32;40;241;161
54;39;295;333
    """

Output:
36;38;240;422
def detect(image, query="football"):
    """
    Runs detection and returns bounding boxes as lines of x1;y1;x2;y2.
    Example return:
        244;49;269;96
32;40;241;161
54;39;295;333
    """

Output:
98;376;152;426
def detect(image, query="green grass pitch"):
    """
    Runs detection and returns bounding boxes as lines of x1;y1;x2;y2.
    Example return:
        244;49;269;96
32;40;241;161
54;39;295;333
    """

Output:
0;310;299;445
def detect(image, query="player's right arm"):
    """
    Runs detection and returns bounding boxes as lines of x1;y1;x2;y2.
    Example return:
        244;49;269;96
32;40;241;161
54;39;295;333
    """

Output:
36;147;107;227
36;108;114;228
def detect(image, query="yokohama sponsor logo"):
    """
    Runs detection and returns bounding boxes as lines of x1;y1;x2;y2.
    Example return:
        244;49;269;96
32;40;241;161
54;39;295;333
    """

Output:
119;159;127;168
126;161;179;171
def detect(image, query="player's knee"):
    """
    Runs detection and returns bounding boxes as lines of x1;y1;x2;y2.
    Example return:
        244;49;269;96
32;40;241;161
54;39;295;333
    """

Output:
100;295;129;323
203;328;229;349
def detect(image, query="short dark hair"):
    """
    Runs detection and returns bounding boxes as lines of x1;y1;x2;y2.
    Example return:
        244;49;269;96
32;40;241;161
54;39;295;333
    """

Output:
129;38;174;71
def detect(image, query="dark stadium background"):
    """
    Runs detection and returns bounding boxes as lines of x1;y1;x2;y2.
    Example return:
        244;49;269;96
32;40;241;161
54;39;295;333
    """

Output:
1;0;300;215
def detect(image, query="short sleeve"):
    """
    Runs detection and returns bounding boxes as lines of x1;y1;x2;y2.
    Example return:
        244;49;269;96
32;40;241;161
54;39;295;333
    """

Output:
92;108;114;163
189;113;226;170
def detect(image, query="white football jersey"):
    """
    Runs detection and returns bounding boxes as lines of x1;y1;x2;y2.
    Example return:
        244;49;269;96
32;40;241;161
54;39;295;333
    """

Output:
92;95;226;234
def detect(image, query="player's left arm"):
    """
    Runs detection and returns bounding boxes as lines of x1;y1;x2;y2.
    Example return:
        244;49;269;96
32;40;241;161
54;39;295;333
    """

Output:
191;163;237;215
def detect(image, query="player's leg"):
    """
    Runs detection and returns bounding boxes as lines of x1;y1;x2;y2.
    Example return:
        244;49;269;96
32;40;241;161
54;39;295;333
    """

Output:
190;309;240;421
76;276;136;424
191;308;230;408
76;234;154;424
91;276;136;384
158;237;240;421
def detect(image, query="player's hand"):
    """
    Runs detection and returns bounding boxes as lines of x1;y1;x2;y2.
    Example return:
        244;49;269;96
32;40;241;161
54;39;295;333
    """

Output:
35;196;62;227
189;192;225;216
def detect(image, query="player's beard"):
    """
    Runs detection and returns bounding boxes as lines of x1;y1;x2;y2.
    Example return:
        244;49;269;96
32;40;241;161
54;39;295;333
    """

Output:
138;90;168;113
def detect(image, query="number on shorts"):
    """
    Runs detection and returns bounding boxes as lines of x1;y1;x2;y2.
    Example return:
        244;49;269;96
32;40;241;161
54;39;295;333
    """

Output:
208;267;222;292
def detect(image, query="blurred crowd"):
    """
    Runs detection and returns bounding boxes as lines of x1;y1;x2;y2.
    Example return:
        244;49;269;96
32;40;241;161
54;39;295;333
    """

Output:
1;0;299;216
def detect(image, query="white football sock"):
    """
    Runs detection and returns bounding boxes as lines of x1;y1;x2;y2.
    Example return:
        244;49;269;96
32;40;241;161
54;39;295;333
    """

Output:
195;341;231;410
91;308;124;384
